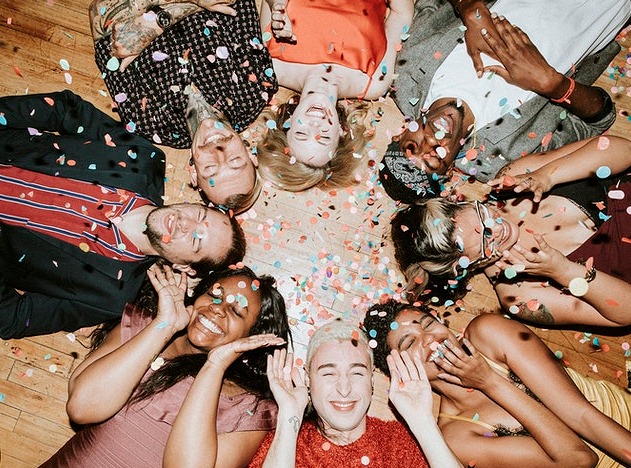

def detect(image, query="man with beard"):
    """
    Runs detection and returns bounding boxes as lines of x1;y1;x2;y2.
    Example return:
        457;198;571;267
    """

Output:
379;0;630;203
0;91;245;339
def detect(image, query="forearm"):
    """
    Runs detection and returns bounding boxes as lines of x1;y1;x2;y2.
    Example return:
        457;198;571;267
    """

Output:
545;73;612;121
481;374;594;463
67;320;177;423
261;410;301;468
405;414;462;468
548;260;631;326
163;363;224;468
540;136;631;187
89;0;202;43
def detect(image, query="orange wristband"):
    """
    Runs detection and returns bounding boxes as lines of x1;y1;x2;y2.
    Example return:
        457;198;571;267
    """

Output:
550;77;575;105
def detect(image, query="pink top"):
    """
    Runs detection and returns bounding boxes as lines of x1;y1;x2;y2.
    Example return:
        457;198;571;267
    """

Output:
40;309;278;468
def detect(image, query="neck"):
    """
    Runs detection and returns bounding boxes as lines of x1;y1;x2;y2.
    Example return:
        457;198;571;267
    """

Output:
433;378;488;413
186;87;226;137
319;417;366;446
116;205;157;255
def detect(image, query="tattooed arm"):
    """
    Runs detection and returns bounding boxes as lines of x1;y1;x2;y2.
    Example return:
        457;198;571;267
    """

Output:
89;0;236;58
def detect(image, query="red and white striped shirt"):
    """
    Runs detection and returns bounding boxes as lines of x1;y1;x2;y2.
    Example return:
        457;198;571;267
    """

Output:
0;164;154;261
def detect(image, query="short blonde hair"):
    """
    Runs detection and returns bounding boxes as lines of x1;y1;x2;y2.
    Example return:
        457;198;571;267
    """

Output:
305;319;373;371
256;96;374;192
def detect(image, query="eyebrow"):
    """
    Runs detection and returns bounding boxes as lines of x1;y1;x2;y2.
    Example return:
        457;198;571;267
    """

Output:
193;210;208;253
316;362;369;371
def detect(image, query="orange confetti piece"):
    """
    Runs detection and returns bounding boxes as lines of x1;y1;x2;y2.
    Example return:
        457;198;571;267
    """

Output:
621;237;631;244
433;51;442;60
104;133;116;147
13;66;23;77
66;159;76;166
541;131;553;147
502;175;516;187
161;234;171;243
44;97;55;106
526;299;540;311
527;132;537;139
605;299;619;307
465;148;478;161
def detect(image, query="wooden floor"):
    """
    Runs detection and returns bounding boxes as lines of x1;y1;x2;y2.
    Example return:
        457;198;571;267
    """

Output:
1;2;631;466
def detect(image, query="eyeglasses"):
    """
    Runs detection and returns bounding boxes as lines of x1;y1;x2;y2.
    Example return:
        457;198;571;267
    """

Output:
473;201;497;262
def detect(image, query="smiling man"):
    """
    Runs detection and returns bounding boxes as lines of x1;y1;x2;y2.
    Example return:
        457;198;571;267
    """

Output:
248;320;461;468
380;0;630;203
0;91;245;339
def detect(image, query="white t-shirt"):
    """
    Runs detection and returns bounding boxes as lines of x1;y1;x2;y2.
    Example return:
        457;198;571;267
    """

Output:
424;0;630;130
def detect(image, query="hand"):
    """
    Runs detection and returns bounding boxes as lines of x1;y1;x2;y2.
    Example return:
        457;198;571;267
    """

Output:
458;1;501;77
268;0;296;42
266;349;309;415
495;233;569;278
206;334;285;372
148;264;193;333
434;338;495;390
480;14;562;96
387;350;434;417
196;0;237;16
487;169;552;203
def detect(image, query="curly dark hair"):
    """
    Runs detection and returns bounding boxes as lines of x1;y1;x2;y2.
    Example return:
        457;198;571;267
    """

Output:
362;299;434;376
92;266;290;406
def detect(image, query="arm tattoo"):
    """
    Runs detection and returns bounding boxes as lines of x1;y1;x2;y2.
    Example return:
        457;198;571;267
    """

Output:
288;415;300;433
513;301;556;325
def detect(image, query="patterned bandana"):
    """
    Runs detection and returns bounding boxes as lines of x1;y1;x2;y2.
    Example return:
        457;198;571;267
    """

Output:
378;141;442;203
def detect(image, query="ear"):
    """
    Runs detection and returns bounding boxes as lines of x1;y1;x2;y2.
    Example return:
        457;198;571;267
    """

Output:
189;166;199;188
248;151;258;167
172;263;197;276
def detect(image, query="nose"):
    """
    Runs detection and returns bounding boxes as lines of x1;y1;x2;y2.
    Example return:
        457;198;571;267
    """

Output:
335;375;351;397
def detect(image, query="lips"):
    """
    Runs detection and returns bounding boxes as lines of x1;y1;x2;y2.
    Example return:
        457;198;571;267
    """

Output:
198;314;223;335
330;401;356;412
306;105;326;118
164;213;176;236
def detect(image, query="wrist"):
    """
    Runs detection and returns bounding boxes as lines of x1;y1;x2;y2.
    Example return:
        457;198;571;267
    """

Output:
547;74;573;102
454;0;486;18
560;260;597;297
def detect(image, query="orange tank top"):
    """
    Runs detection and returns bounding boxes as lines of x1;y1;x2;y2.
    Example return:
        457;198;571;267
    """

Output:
266;0;388;78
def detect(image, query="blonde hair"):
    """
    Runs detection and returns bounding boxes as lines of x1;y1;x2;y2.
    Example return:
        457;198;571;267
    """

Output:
256;96;374;192
390;199;466;301
305;319;373;371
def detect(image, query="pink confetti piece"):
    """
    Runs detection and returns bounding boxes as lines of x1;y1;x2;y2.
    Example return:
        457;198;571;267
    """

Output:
597;136;610;150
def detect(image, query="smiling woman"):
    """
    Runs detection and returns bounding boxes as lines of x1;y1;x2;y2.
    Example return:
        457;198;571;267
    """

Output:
255;0;414;192
391;135;631;329
39;265;290;468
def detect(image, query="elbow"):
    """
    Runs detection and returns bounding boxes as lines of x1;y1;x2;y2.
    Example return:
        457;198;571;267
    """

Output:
66;393;98;425
561;446;597;468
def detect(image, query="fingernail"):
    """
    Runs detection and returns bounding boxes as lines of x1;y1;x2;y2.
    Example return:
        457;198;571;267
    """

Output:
477;70;483;78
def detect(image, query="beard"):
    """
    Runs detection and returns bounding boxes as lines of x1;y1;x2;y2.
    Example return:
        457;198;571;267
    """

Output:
143;207;167;256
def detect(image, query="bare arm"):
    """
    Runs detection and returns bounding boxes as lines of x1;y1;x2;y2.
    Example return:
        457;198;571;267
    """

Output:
163;334;284;468
435;335;597;468
468;314;631;466
489;136;631;202
260;349;309;468
67;266;191;424
387;351;462;468
365;0;414;98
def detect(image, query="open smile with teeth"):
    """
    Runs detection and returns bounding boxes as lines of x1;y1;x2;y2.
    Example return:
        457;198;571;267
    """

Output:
331;401;356;411
198;315;223;335
306;105;327;118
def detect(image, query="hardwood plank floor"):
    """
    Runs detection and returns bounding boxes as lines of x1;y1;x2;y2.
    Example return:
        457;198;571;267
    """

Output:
0;2;630;466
